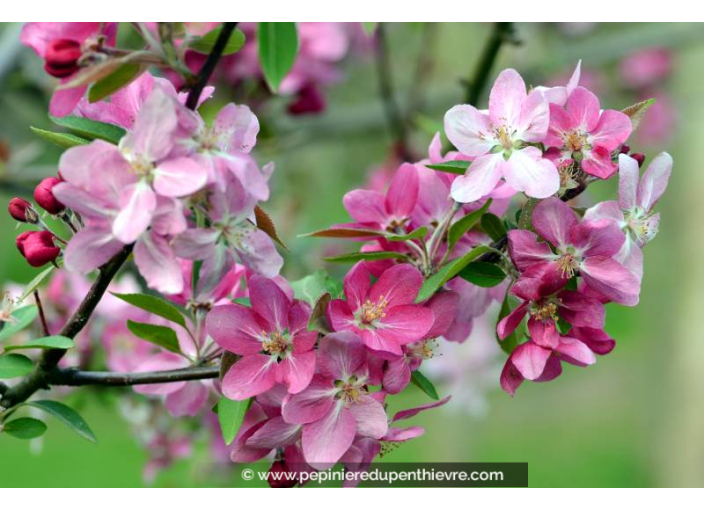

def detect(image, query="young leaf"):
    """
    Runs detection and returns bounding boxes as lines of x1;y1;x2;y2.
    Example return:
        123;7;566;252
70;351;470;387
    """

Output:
361;22;377;36
301;227;383;239
415;245;490;303
497;292;520;355
308;292;332;333
622;98;656;132
219;351;239;382
2;417;47;440
29;127;89;149
424;160;470;175
189;26;246;55
481;213;507;241
24;400;97;443
4;335;75;352
19;266;55;302
290;270;331;306
0;354;34;379
112;293;187;329
0;305;38;342
386;226;428;242
254;205;288;250
411;371;440;401
49;115;126;144
232;297;251;307
216;396;251;445
126;321;181;353
323;251;410;264
88;63;144;103
258;22;299;92
447;199;492;250
459;261;506;288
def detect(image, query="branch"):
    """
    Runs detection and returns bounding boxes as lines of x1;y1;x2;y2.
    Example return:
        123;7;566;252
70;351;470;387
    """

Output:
375;23;414;162
185;22;238;110
48;365;219;387
464;22;516;105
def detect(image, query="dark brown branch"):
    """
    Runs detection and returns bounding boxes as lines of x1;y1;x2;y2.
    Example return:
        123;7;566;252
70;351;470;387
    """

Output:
34;290;49;337
48;365;219;387
375;23;414;162
185;22;237;110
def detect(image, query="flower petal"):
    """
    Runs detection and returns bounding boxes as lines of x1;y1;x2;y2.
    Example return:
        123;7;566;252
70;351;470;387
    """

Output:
489;69;527;129
221;354;278;400
153;157;209;197
370;263;423;307
206;304;268;355
532;196;579;248
444;105;494;157
581;256;640;306
503;147;560;199
277;351;316;394
510;341;552;380
112;181;156;244
618;154;640;210
302;403;357;470
638;152;673;212
450;154;504;204
349;395;388;439
385;163;419;218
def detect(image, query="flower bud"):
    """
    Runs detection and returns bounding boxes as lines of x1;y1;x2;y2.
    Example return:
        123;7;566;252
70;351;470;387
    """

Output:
287;85;326;116
620;144;631;154
631;153;646;167
266;460;297;488
44;39;82;78
8;198;37;223
34;177;65;215
16;231;60;267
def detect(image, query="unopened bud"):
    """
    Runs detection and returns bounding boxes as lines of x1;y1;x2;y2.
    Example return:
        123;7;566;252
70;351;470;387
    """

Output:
8;198;38;223
631;153;646;167
287;84;326;116
44;39;82;78
267;460;297;488
620;144;631;154
16;231;60;267
34;177;65;215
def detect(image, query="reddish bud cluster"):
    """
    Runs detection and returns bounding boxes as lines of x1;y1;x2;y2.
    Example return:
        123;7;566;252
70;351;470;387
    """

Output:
34;176;65;214
16;230;60;267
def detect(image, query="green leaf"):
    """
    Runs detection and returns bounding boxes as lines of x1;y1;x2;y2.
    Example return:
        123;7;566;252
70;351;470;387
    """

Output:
258;22;299;92
308;292;332;333
481;213;507;241
497;292;520;355
2;417;47;440
0;306;38;342
411;371;439;400
622;98;656;132
232;297;251;306
216;396;250;445
24;400;97;443
189;26;246;55
4;335;75;352
324;251;410;264
49;115;126;144
459;261;506;288
88;63;143;103
386;226;428;242
290;270;331;306
19;266;55;302
361;22;377;36
424;160;470;175
301;227;383;239
0;354;34;379
29;127;89;149
415;245;490;303
447;199;492;250
126;320;181;353
112;293;187;329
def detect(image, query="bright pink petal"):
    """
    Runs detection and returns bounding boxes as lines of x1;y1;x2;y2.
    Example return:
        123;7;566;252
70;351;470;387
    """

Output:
590;110;632;151
370;263;423;307
343;189;387;224
424;291;459;338
206;304;267;355
582;145;617;179
507;230;555;271
282;374;337;425
343;262;371;311
385;163;419;218
249;275;291;331
444;105;494;157
327;299;356;334
277;351;316;394
392;395;452;422
49;85;87;117
497;301;529;340
532;196;579;248
302;403;357;470
581;256;640;306
373;305;434;349
221;354;277;400
565;87;600;131
450;154;503;204
503;147;560;199
511;341;552;380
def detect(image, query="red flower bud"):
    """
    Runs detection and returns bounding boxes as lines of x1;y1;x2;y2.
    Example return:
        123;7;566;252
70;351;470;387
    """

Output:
44;39;82;78
8;198;34;223
287;84;326;116
34;177;65;215
620;144;631;154
266;460;298;488
631;153;646;167
16;231;60;267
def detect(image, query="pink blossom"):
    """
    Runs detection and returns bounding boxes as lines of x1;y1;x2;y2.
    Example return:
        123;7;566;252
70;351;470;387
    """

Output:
545;86;632;179
207;276;317;400
444;69;560;203
537;61;582;106
508;197;640;306
619;48;673;90
327;263;435;354
281;332;389;469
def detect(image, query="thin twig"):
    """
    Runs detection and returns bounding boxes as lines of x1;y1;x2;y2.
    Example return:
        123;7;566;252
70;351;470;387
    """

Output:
375;23;414;162
33;290;49;337
185;22;237;110
48;365;219;387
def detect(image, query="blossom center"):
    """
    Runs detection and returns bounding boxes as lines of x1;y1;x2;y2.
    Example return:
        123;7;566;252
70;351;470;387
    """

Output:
531;300;558;321
564;130;590;153
335;376;366;404
495;126;514;150
357;297;389;326
625;210;658;245
556;253;580;278
406;339;436;360
261;330;291;357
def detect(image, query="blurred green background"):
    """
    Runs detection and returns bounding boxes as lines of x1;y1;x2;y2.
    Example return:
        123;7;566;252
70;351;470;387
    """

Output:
1;22;702;487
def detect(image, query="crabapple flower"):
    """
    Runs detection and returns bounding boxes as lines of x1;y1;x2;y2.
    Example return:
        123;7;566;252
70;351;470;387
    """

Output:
536;61;582;106
508;197;640;306
584;153;672;281
281;332;388;469
207;276;317;399
327;263;435;354
444;69;559;203
545;86;632;178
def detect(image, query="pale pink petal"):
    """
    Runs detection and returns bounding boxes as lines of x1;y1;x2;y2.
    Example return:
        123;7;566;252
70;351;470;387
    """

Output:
444;104;495;157
206;304;267;355
165;381;208;417
503;147;560;199
384;427;425;442
153;157;209;197
511;341;552;380
583;201;625;224
62;224;123;274
565;87;600;131
370;263;423;307
556;337;596;366
214;103;259;154
571;219;625;258
450;154;503;204
382;357;411;394
385;163;419;218
134;353;187;395
172;228;219;260
113;182;156;244
617;237;644;282
581;256;640;306
517;89;549;142
317;331;367;380
221;354;278;400
121;88;177;161
507;231;555;271
349;395;388;439
49;85;87;117
235;229;284;278
134;232;184;295
531;196;579;248
638;152;672;212
618;154;640;210
302;403;357;470
249;274;291;330
277;351;316;394
489;68;527;128
246;416;301;449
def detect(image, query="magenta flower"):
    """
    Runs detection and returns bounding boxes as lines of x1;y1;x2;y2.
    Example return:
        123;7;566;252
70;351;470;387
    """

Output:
281;332;389;469
207;276;317;400
584;152;672;281
497;262;606;349
545;86;632;178
342;163;419;234
327;263;435;354
508;197;640;306
444;69;560;203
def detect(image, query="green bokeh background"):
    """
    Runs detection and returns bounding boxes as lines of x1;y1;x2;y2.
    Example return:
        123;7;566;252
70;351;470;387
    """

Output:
0;22;702;487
